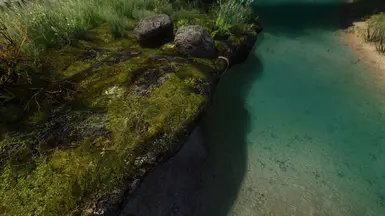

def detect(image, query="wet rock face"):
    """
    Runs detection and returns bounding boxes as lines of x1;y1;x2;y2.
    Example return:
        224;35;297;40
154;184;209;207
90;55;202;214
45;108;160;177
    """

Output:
134;14;173;47
174;25;217;58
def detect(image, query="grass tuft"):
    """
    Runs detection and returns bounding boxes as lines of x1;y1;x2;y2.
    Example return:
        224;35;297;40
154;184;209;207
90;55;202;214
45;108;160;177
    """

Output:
362;13;385;54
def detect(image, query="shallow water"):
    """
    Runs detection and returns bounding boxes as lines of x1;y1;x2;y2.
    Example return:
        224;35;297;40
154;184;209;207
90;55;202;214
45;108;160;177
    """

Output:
123;0;385;215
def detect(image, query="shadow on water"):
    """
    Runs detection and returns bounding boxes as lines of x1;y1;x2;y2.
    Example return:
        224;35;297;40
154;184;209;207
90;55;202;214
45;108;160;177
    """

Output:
253;0;385;37
120;0;385;215
200;50;263;216
121;49;263;216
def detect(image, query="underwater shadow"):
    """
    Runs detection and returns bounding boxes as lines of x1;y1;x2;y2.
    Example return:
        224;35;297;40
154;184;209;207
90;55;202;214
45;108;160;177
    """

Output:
120;51;263;216
199;51;263;216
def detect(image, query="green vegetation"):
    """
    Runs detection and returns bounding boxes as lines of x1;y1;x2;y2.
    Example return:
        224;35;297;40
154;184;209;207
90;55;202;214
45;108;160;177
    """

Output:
214;0;255;36
0;0;256;102
0;0;258;215
0;0;254;55
0;0;170;54
362;13;385;53
0;26;216;215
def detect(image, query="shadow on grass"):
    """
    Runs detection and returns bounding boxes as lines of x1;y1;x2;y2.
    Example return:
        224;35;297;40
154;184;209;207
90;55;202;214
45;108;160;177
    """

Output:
120;51;263;216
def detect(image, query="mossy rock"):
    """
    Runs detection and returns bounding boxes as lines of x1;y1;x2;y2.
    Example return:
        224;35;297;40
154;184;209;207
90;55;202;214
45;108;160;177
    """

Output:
0;19;260;216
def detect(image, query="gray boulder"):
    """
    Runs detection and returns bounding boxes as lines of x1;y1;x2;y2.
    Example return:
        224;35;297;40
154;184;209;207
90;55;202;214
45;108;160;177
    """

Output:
134;14;173;46
174;25;217;58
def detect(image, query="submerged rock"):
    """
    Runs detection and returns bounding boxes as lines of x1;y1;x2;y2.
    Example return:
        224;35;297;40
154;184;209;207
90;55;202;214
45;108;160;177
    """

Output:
134;14;173;47
174;25;217;58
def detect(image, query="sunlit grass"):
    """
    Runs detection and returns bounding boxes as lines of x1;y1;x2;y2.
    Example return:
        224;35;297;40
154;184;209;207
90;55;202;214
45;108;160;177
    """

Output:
0;0;171;55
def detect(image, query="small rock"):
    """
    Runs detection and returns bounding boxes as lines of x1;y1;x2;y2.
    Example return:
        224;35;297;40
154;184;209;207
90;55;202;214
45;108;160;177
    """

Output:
174;25;217;58
104;86;125;97
134;14;173;46
129;179;141;192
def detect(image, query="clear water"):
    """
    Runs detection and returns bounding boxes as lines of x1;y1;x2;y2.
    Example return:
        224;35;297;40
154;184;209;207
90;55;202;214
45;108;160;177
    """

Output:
123;0;385;215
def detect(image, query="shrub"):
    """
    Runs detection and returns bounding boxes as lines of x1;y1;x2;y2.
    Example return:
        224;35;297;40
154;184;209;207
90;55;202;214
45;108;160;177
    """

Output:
364;13;385;54
211;0;254;38
0;24;31;104
172;8;202;28
216;0;254;27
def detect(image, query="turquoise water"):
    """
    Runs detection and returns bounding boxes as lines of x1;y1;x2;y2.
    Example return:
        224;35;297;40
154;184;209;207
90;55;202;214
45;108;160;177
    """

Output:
123;0;385;215
203;0;385;215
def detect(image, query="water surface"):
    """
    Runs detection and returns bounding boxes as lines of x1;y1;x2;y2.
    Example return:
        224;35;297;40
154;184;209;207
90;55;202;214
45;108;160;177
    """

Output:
123;0;385;215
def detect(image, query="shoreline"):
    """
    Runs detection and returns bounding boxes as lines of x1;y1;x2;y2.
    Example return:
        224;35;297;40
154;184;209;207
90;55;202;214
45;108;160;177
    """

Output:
341;21;385;81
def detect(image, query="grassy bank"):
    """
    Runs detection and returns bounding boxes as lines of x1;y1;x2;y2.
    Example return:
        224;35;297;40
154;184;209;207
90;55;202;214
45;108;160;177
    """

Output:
0;0;258;215
0;0;254;55
0;0;256;102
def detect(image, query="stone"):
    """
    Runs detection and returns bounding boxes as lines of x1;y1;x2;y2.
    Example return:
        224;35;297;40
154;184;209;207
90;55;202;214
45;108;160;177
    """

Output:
134;14;173;46
174;25;217;58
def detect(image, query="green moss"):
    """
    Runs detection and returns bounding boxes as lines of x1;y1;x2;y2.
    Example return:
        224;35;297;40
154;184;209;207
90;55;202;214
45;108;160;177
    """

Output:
160;43;176;53
0;135;34;175
215;40;230;53
0;147;94;216
63;61;93;77
229;34;245;44
99;36;138;52
74;23;139;53
148;74;205;128
175;63;210;80
0;17;227;215
189;57;218;70
77;56;148;107
44;47;84;78
173;11;215;32
88;24;115;44
0;134;124;216
106;73;205;150
28;111;48;124
87;26;138;52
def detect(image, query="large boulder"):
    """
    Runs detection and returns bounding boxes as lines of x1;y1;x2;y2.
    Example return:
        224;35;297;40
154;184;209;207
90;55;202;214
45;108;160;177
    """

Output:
174;25;217;58
134;14;173;46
